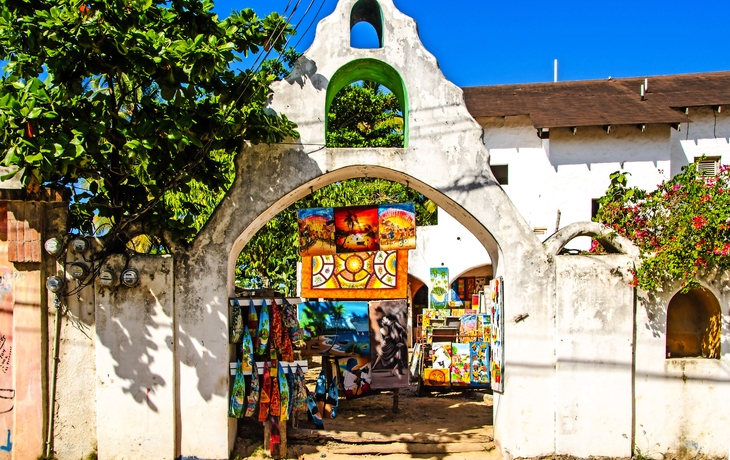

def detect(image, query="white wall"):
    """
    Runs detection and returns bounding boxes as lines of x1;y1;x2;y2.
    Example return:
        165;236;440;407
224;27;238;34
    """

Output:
635;280;730;458
95;255;175;460
671;107;730;176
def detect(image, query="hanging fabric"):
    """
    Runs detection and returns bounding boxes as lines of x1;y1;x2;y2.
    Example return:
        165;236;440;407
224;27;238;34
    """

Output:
256;299;270;356
292;364;308;414
241;326;254;373
270;298;283;355
269;415;281;454
247;296;258;348
229;298;244;344
326;375;339;419
258;361;271;423
270;360;281;418
244;362;260;418
315;364;327;419
305;391;324;429
282;298;302;343
278;362;289;421
286;364;295;421
281;327;294;362
228;360;245;418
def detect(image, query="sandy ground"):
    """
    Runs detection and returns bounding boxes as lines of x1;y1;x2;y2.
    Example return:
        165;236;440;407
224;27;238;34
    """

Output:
232;356;496;460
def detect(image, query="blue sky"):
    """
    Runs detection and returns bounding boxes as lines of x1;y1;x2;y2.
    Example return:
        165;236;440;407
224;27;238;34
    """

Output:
215;0;730;87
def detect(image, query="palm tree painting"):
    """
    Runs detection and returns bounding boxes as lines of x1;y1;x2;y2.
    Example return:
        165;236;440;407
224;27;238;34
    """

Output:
298;301;370;357
334;206;379;253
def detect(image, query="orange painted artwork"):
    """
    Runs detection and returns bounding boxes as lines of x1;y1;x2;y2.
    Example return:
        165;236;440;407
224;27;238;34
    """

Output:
297;208;336;257
334;205;380;253
301;250;409;300
378;203;416;251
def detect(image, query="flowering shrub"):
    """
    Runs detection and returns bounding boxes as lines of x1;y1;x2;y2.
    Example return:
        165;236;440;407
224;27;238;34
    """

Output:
594;161;730;292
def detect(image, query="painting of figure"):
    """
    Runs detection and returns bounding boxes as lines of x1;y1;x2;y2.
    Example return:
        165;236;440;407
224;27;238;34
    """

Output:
369;300;409;389
378;202;416;251
297;208;336;256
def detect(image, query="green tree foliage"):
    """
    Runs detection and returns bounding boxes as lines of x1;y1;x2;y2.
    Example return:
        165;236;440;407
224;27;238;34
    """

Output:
326;81;403;148
0;0;298;251
594;162;730;292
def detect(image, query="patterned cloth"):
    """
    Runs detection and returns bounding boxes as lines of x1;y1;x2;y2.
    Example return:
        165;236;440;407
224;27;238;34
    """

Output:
258;361;271;422
292;365;308;413
278;362;290;421
281;329;294;362
270;363;281;417
256;299;270;356
270;299;283;355
228;360;245;418
230;298;244;343
247;297;258;347
244;362;259;418
241;326;254;373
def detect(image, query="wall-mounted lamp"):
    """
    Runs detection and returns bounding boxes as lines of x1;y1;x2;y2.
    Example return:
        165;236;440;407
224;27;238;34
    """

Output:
71;236;90;254
46;276;65;293
44;238;63;256
121;268;139;287
68;263;89;280
99;269;116;287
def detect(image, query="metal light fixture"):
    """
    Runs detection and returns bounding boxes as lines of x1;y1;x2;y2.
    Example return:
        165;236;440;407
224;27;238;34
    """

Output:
68;263;89;280
44;238;63;256
71;236;90;254
99;269;116;287
46;276;64;293
120;268;139;287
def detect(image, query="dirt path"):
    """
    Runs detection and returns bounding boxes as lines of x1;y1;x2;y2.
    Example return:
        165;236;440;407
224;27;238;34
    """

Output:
233;357;497;459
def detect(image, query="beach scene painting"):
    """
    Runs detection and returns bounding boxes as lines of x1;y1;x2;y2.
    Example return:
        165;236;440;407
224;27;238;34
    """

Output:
334;205;380;253
298;301;370;357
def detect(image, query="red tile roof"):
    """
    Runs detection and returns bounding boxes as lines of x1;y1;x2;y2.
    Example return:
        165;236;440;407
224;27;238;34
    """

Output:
462;71;730;129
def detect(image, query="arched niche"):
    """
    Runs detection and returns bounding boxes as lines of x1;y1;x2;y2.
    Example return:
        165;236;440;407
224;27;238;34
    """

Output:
666;286;722;359
325;59;409;147
350;0;383;48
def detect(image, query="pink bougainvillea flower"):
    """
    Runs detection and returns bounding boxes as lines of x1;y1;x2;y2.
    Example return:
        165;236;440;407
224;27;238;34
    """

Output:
692;216;707;229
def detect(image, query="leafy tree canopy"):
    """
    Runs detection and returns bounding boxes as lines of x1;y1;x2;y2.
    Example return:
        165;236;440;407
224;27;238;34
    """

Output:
594;161;730;292
0;0;298;252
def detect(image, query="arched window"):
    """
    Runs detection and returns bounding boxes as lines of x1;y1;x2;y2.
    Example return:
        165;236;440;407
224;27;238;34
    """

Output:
350;0;383;48
325;59;409;148
666;287;721;359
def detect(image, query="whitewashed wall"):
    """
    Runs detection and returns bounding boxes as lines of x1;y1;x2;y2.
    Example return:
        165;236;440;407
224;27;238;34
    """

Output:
94;255;175;460
635;280;730;458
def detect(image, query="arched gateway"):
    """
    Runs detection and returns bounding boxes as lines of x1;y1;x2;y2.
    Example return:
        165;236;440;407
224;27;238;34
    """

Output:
175;1;557;458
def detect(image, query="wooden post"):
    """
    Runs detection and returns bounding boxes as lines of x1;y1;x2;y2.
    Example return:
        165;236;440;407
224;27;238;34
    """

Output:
279;420;287;459
263;420;271;451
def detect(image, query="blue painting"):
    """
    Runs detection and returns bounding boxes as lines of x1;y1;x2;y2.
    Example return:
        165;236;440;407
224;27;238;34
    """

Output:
298;301;370;357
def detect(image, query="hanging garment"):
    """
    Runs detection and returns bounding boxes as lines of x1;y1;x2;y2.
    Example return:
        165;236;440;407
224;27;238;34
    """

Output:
256;299;270;356
292;365;308;413
245;362;260;418
286;364;295;420
314;364;327;419
258;361;271;423
241;326;254;373
269;415;281;454
281;328;294;362
270;298;283;355
229;298;244;344
247;297;258;348
306;392;324;429
278;362;290;422
228;360;245;418
326;375;339;419
282;298;302;343
270;362;281;418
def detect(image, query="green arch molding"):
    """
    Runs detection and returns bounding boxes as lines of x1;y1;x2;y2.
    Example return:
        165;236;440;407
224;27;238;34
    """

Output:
325;58;410;148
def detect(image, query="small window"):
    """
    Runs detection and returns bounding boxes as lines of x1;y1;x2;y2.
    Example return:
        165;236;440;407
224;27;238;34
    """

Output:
491;165;508;185
695;156;721;176
666;287;721;359
591;199;600;219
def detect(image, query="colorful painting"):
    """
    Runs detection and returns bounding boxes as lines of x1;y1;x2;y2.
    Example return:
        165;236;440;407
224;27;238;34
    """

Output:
298;301;370;357
297;208;336;256
423;368;449;387
450;343;471;386
378;202;416;251
301;250;409;299
430;267;449;309
490;277;505;393
477;314;491;341
369;300;410;389
470;341;491;386
338;357;373;400
430;342;451;369
335;205;380;253
460;313;478;343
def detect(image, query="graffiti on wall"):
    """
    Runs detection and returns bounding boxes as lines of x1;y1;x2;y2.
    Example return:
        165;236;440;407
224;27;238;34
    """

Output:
0;335;11;374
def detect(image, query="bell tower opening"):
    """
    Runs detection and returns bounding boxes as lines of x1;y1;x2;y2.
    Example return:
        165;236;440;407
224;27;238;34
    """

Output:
350;0;384;48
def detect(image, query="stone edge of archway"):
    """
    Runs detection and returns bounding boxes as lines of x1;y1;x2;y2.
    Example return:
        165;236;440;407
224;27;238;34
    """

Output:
543;221;640;258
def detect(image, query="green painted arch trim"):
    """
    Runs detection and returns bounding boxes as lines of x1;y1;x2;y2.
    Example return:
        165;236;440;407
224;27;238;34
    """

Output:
325;58;409;148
